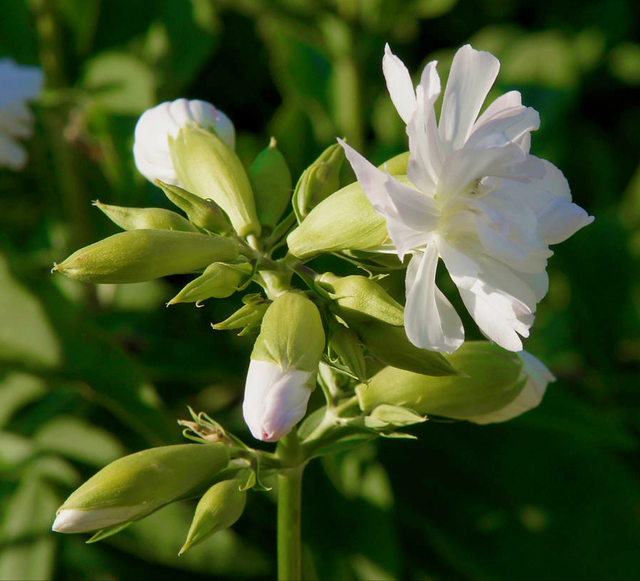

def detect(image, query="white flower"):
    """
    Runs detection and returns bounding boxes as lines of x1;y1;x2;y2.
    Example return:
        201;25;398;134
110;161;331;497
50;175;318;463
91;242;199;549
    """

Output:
133;98;235;186
469;350;555;424
340;44;594;353
53;506;143;534
0;58;42;170
242;360;315;442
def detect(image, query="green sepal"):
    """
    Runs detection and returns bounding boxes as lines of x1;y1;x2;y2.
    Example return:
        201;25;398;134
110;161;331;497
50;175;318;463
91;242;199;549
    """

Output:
54;230;239;284
368;404;426;427
93;200;198;232
292;143;344;220
354;320;458;377
156;179;232;233
168;262;253;305
327;323;367;383
86;522;132;544
212;300;270;331
248;137;292;230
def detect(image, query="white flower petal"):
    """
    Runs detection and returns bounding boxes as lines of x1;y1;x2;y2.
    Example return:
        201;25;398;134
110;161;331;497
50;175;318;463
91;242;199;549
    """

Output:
465;106;540;151
474;90;523;128
382;44;417;124
243;360;313;442
52;506;144;534
537;197;594;244
404;246;465;353
438;45;500;152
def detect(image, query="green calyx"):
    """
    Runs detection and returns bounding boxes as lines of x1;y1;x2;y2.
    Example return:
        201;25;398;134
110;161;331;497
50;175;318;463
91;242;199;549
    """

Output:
251;291;325;372
54;229;238;284
356;342;525;418
170;125;261;238
168;262;253;305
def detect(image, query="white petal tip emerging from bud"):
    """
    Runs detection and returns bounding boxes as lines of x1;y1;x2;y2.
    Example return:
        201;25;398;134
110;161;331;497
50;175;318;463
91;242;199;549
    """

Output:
242;360;314;442
52;506;143;534
469;351;555;425
133;98;235;186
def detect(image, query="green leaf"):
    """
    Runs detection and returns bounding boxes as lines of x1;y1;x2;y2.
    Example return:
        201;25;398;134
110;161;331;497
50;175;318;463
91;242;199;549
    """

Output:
0;372;47;429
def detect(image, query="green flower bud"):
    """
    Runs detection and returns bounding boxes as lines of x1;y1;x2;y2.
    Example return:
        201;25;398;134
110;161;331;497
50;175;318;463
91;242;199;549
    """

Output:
318;273;404;326
248;137;292;230
168;262;252;305
52;443;230;534
287;181;388;260
293;143;344;219
54;230;238;284
169;125;261;238
93;200;198;232
212;301;269;331
156;180;232;233
354;320;457;377
379;151;409;175
356;343;553;424
180;476;247;554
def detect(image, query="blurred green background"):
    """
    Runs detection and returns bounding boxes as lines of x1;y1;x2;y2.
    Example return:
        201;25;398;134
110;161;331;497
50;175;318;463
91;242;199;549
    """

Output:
1;0;639;579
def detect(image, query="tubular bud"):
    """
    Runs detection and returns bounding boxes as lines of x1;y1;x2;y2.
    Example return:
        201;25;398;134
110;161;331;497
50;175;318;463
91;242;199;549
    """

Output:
54;230;238;284
287;181;388;260
156;180;232;233
170;125;261;238
168;262;252;305
93;200;198;232
52;443;230;534
293;143;345;219
243;292;325;441
180;476;247;554
355;320;457;376
356;343;554;424
248;137;292;230
318;272;404;326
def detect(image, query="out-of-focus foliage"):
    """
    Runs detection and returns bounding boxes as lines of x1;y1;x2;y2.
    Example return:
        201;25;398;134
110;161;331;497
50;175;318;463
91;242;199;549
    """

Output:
1;0;639;579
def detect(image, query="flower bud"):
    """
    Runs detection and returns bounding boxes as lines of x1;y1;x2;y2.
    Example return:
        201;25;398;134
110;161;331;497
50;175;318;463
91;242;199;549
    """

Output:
168;262;252;305
355;320;457;376
54;230;238;284
328;323;367;383
156;180;232;233
243;292;325;441
170;124;261;237
180;476;247;554
212;301;269;331
133;99;235;187
52;443;230;534
93;200;198;232
248;137;292;230
318;273;404;326
356;343;554;423
287;181;388;260
293;143;344;219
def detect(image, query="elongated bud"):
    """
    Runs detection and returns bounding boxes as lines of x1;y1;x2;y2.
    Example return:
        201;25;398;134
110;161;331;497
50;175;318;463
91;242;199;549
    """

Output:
318;273;404;326
243;292;325;441
93;200;198;232
54;230;238;284
170;125;261;238
168;262;252;305
133;99;235;187
156;180;232;233
356;343;554;423
212;301;270;331
293;143;344;219
287;181;387;260
329;323;367;383
355;320;457;376
248;137;292;230
52;443;230;534
180;476;247;554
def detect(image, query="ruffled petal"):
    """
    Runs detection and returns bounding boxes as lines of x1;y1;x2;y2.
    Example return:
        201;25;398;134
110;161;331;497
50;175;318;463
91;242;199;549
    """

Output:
404;246;465;353
537;197;594;244
438;45;500;152
465;106;540;151
382;44;417;124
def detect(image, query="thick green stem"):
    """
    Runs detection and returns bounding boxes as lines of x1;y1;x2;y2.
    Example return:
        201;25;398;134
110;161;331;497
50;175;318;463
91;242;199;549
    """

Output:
276;432;305;581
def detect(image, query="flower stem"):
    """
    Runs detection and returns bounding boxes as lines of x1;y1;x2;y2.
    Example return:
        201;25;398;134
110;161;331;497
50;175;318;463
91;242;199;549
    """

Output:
276;431;305;581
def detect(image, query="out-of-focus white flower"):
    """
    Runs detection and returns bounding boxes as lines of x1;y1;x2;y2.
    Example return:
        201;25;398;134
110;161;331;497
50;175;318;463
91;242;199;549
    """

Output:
468;350;555;424
243;360;316;442
340;44;594;353
0;58;42;170
133;98;235;186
